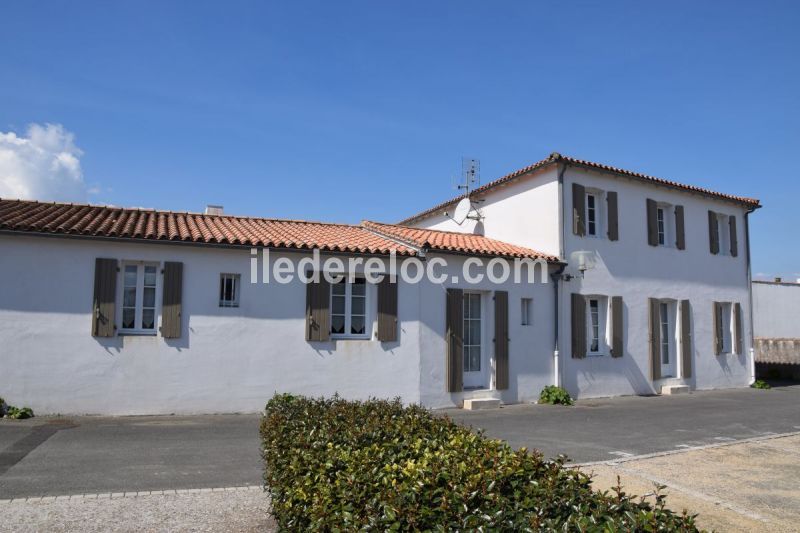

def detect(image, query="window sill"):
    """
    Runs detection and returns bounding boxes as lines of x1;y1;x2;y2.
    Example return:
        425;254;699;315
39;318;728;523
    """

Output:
587;352;608;358
118;331;157;337
330;335;372;341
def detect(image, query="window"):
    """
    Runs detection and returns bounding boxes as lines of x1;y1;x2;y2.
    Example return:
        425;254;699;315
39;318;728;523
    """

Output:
656;208;666;245
585;296;609;355
589;299;600;352
717;302;733;353
717;214;730;256
463;292;482;372
330;277;367;337
121;263;158;333
219;274;240;307
660;302;670;364
521;298;532;326
586;193;598;236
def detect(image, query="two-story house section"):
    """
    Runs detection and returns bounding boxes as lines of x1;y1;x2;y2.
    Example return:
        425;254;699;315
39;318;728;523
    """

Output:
401;153;761;399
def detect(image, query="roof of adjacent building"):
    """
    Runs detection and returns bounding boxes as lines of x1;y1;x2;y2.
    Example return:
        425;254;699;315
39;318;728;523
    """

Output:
399;152;762;224
0;198;556;261
362;221;558;262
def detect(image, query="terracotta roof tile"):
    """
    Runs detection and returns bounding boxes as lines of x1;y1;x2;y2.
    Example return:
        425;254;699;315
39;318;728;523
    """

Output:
361;221;558;262
400;152;761;224
0;199;416;256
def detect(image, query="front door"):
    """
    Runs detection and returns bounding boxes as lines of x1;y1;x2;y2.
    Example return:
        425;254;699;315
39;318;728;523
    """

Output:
463;292;486;389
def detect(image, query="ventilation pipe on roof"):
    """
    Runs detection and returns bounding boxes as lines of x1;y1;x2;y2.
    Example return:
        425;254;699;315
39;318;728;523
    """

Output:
205;205;224;216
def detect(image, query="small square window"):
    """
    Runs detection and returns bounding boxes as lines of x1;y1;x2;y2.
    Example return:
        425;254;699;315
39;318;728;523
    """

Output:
219;274;240;307
521;298;532;326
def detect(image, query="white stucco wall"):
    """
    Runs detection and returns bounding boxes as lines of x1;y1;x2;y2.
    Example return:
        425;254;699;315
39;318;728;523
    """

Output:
560;167;754;397
413;166;561;257
752;281;800;338
0;234;559;414
0;235;424;415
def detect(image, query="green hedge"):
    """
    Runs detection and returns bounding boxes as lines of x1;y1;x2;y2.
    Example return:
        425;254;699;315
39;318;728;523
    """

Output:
261;394;697;531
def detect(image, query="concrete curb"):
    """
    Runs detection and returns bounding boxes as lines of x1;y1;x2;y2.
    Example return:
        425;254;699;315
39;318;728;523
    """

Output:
572;430;800;467
0;485;262;504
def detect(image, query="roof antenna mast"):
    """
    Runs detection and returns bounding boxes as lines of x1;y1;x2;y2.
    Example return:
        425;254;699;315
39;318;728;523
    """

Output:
447;157;484;225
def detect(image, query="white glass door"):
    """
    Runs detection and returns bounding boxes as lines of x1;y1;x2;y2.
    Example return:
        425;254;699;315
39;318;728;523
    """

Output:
463;292;486;389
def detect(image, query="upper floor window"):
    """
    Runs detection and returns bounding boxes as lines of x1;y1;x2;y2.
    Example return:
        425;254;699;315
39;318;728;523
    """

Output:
708;210;738;257
586;193;598;236
219;273;240;307
647;199;684;249
521;297;532;326
331;277;368;338
121;262;158;334
656;207;666;245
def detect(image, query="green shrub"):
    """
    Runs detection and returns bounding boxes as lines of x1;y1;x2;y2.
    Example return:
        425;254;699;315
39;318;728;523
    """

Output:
538;385;574;405
751;379;771;390
6;406;34;419
261;394;697;531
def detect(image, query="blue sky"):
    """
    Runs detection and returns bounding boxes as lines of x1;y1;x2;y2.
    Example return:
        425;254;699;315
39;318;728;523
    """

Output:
1;1;798;278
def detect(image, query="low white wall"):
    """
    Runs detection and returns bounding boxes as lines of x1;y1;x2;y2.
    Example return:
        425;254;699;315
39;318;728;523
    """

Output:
753;281;800;338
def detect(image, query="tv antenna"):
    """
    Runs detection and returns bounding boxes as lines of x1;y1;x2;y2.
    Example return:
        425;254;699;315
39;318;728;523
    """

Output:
447;157;483;225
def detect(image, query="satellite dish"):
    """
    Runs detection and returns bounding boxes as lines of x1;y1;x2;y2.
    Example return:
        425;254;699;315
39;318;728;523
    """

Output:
452;198;472;225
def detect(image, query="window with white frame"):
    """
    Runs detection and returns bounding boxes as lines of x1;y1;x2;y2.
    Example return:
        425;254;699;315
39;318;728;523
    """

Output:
717;302;733;353
586;193;598;236
586;296;609;355
521;298;532;326
656;207;666;245
330;277;368;337
463;292;482;372
655;202;674;247
121;263;158;333
717;214;730;256
219;274;240;307
660;302;670;364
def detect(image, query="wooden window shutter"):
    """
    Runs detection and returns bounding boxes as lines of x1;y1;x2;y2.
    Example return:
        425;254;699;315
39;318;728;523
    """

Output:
680;299;692;378
708;211;720;254
445;288;463;392
712;302;722;355
572;183;586;236
610;296;623;358
161;261;183;339
649;298;661;381
646;199;658;246
377;276;398;342
734;302;743;355
92;258;118;337
606;191;619;241
675;205;686;250
729;216;738;257
305;274;330;342
571;293;586;359
494;291;509;390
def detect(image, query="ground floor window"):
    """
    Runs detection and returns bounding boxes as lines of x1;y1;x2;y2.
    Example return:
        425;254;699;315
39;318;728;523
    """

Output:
121;262;158;333
717;302;733;353
586;296;609;355
330;277;367;337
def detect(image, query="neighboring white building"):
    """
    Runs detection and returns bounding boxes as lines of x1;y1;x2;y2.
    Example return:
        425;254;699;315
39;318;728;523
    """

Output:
0;153;761;414
404;153;761;398
752;279;800;376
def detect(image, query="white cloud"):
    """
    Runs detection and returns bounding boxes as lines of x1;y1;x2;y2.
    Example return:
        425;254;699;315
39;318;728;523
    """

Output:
0;123;94;202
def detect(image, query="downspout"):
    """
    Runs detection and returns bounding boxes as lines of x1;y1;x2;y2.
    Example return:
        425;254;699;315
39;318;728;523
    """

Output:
552;159;568;388
744;205;761;384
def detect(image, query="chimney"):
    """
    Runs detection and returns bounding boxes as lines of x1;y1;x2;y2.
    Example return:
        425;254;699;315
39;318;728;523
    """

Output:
205;205;224;216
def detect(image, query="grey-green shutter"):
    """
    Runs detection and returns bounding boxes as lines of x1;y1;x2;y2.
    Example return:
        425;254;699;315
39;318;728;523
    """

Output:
729;216;738;257
708;211;720;254
377;276;398;342
92;258;118;337
572;183;586;236
734;302;743;355
675;205;686;250
680;300;692;378
161;261;183;339
305;274;330;342
649;298;661;381
646;199;658;246
611;296;623;358
712;302;722;355
571;293;586;359
494;291;509;390
606;191;619;241
446;288;463;392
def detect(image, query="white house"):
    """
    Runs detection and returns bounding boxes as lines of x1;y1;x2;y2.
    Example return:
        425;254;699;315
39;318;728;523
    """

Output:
0;153;760;414
752;279;800;379
403;153;761;398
